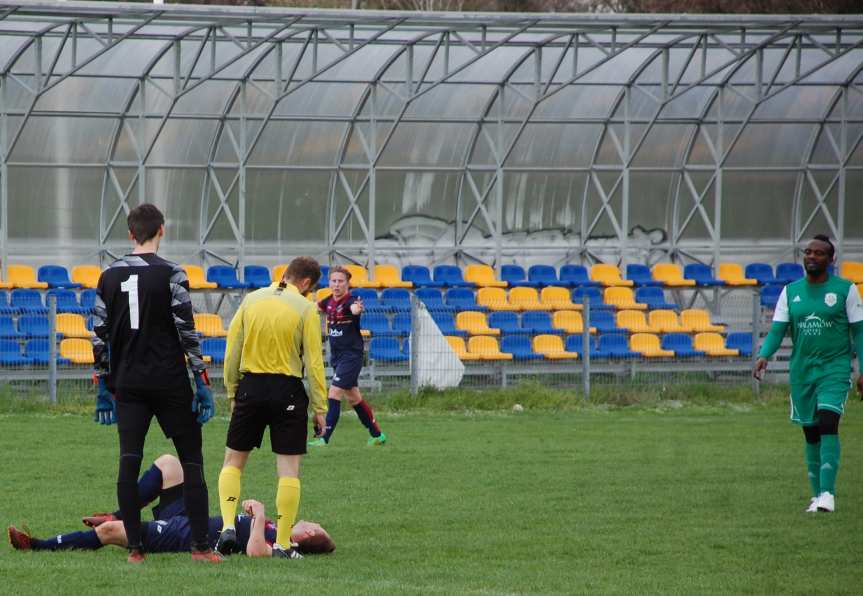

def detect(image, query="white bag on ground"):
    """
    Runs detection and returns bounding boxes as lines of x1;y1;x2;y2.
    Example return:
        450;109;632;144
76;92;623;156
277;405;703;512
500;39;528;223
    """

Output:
412;303;464;389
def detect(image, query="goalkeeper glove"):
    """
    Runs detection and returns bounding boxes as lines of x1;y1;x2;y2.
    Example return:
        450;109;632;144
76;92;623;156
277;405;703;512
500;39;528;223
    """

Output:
192;370;214;425
93;375;116;425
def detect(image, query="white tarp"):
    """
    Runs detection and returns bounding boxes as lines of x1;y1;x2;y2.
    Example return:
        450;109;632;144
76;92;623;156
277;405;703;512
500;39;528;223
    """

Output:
412;303;464;390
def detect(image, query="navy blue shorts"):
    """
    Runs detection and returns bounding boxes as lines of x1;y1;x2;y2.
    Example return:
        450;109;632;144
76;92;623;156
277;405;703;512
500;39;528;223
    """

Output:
331;352;363;390
142;516;192;553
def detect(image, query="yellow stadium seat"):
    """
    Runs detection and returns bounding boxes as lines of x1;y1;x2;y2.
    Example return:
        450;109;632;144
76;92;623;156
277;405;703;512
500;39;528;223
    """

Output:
648;310;685;333
508;287;551;311
56;314;92;338
467;336;513;361
194;313;227;337
316;288;332;302
60;338;95;364
182;265;217;289
540;286;581;311
344;264;381;289
71;265;101;289
272;264;288;283
680;309;725;333
694;332;739;357
533;334;578;360
446;336;481;361
8;265;48;289
373;264;412;288
717;263;757;286
464;264;507;288
456;311;499;336
630;333;674;358
552;310;595;334
857;283;863;299
616;310;653;334
477;287;518;311
590;263;633;287
652;263;696;287
840;261;863;283
604;287;647;310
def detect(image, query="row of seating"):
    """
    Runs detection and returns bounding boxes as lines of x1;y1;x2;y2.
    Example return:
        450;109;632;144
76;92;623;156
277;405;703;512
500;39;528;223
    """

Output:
0;289;95;315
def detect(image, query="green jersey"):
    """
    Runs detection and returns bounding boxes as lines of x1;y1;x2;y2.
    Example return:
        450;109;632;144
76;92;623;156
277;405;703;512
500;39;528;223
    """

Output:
772;275;863;384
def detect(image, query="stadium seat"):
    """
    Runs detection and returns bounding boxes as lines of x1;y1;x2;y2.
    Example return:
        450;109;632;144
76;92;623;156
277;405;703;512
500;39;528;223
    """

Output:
0;316;22;339
661;333;705;358
858;284;863;300
272;264;288;284
775;262;804;285
840;261;863;283
70;265;100;290
760;285;783;308
55;314;92;338
590;264;633;287
316;288;332;303
11;289;47;315
604;287;647;310
651;263;696;287
369;337;408;362
456;311;499;336
717;263;757;286
8;265;48;289
616;310;653;334
467;336;513;361
430;312;466;338
680;309;725;333
182;265;217;289
80;289;97;313
433;265;474;288
744;263;777;286
684;264;724;286
381;288;412;313
319;265;330;282
596;333;639;359
344;264;381;289
361;313;392;336
243;265;272;289
625;264;662;287
464;264;506;288
559;265;599;288
533;334;578;360
527;265;561;288
401;266;442;288
630;333;674;358
477;288;517;312
566;334;600;358
198;337;225;364
0;339;31;366
522;311;563;335
374;264;412;288
445;288;486;312
60;338;95;365
590;310;619;333
392;313;413;336
488;311;524;335
47;289;90;314
207;266;249;289
552;311;595;335
446;336;481;361
193;313;227;337
38;265;82;289
0;276;11;289
0;291;17;316
25;339;71;365
509;287;551;311
352;288;385;313
501;264;539;288
694;332;739;357
648;310;685;333
500;335;544;360
725;332;753;357
415;288;455;313
539;286;581;311
571;286;611;310
634;287;677;310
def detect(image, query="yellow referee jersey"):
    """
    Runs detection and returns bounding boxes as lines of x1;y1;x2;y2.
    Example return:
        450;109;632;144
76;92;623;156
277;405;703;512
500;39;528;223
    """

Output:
224;282;327;414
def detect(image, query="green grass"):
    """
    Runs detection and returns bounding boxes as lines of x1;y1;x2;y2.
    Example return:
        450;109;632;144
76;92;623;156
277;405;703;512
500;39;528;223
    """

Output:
1;388;862;595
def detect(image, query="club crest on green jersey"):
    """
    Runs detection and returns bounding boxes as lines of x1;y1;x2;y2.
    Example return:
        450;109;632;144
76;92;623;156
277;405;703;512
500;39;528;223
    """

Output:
824;292;837;307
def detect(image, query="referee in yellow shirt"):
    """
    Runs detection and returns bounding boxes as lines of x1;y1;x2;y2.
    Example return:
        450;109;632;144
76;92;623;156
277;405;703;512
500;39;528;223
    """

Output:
215;256;327;560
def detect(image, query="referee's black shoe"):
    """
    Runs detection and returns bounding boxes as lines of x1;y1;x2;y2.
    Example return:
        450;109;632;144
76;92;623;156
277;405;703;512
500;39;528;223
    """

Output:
215;528;238;556
272;543;303;560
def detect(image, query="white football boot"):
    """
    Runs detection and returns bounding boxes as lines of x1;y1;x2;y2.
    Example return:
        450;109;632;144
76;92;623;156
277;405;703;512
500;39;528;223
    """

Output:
816;492;835;512
805;497;819;513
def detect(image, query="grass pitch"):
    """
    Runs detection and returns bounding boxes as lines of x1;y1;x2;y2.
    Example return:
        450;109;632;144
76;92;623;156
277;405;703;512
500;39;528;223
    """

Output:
1;389;862;595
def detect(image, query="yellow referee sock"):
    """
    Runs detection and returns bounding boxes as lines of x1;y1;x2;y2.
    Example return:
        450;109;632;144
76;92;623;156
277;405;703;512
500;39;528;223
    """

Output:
218;466;242;530
275;476;301;547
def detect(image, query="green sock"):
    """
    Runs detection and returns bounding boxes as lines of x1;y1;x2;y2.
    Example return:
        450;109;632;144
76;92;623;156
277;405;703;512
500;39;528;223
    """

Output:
819;434;840;495
804;441;821;497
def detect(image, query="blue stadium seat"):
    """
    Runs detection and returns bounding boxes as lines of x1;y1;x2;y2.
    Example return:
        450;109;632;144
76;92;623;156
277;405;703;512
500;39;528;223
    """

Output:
415;288;455;313
201;337;226;364
522;311;563;335
381;288;411;313
661;333;706;358
431;312;467;338
25;339;70;366
18;315;56;338
392;313;413;337
402;266;443;288
0;291;17;315
775;262;804;285
243;265;272;289
589;310;619;334
684;264;724;286
369;337;408;362
760;285;783;308
527;265;560;288
11;289;47;315
500;265;537;288
566;334;601;358
320;265;330;282
207;266;250;289
80;289;97;313
0;317;23;339
361;313;393;336
597;333;640;359
571;286;611;310
725;332;753;357
445;288;485;312
559;265;600;288
625;264;662;287
38;265;82;289
352;288;385;313
500;335;544;360
745;263;777;286
0;339;32;366
433;265;474;288
488;311;524;335
634;287;677;310
47;289;90;314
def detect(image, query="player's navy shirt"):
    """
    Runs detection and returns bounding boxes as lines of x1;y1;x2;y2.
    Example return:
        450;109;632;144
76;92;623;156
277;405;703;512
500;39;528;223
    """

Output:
206;514;276;552
91;253;205;392
318;293;364;356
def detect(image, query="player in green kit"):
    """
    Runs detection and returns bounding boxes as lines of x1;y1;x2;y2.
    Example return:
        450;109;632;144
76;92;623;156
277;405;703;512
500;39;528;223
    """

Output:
754;235;863;513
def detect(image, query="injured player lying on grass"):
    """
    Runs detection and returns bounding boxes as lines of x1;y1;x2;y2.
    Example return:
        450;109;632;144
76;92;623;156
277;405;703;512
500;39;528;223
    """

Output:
7;454;334;558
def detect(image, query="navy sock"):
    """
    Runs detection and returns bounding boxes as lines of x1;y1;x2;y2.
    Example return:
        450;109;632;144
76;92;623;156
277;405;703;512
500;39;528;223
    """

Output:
324;399;341;443
112;463;163;518
353;400;381;438
32;530;103;551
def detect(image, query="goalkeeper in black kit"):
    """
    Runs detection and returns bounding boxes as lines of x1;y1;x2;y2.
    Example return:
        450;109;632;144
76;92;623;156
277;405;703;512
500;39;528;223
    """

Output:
91;203;220;564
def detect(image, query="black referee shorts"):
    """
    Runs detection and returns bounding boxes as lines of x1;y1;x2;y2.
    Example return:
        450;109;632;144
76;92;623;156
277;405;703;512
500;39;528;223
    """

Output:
226;373;309;455
116;386;198;439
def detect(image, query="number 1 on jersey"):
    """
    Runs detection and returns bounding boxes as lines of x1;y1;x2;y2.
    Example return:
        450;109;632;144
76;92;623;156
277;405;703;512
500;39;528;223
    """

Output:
121;274;140;330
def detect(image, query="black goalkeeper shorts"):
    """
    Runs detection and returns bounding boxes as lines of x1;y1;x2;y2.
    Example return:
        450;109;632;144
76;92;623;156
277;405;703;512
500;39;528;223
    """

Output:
116;386;198;439
226;373;309;455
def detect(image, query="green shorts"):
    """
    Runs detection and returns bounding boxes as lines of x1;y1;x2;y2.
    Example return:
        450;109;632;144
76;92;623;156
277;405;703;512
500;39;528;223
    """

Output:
789;376;852;425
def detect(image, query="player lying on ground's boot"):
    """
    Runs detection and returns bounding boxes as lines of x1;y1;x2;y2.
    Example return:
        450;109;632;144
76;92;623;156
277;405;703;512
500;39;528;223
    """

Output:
7;454;334;558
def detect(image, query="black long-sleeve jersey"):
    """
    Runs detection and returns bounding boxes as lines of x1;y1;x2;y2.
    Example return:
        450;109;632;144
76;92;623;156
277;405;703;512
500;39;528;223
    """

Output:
91;253;206;393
